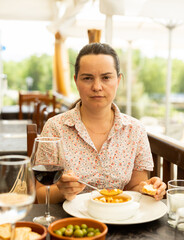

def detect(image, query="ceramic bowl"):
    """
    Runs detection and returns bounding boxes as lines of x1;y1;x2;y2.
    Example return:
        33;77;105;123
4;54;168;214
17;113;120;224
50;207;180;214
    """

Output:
15;221;47;240
48;217;108;240
86;191;140;221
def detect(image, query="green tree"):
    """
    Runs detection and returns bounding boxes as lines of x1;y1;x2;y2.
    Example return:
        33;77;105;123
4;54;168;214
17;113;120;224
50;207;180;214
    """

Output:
22;54;53;91
138;57;166;95
3;54;53;92
68;48;78;93
3;61;27;90
172;59;184;93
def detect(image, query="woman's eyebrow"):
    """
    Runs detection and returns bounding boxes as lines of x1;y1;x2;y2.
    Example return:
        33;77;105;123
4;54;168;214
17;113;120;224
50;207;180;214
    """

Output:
80;73;93;77
101;72;113;76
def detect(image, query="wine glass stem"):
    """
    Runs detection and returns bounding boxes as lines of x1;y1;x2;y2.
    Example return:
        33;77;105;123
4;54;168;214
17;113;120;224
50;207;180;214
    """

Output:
45;185;51;218
10;223;15;240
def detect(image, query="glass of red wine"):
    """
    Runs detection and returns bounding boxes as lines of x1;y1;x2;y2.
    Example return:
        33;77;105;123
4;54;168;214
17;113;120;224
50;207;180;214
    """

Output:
31;137;64;226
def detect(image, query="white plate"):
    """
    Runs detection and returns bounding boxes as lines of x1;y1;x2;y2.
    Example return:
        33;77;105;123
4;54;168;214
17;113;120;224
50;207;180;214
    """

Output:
63;191;167;225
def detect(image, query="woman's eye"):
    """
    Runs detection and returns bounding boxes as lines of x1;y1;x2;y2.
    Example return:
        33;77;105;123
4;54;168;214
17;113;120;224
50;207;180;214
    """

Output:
103;76;110;80
82;77;92;81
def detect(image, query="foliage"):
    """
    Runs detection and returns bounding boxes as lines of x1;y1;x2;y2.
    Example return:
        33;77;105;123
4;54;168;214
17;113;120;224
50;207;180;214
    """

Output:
3;94;17;106
2;48;184;120
68;48;78;93
172;59;184;92
3;54;53;92
137;56;166;95
3;61;27;90
22;54;53;91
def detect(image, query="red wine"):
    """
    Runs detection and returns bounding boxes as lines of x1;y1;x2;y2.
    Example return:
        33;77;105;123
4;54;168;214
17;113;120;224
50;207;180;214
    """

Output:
32;165;64;185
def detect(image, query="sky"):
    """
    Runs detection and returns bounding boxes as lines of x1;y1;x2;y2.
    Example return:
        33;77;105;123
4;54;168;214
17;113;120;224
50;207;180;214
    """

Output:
0;20;90;63
0;20;55;62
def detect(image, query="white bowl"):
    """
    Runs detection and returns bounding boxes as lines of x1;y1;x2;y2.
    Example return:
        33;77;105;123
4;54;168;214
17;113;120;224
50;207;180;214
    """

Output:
86;191;140;221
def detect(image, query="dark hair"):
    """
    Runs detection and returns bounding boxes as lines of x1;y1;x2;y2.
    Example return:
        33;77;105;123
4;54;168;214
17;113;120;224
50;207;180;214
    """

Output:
75;43;120;78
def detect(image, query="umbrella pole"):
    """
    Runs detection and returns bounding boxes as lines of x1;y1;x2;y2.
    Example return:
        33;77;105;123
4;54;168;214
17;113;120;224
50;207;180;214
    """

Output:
0;31;3;114
126;41;132;116
105;15;113;45
165;25;173;135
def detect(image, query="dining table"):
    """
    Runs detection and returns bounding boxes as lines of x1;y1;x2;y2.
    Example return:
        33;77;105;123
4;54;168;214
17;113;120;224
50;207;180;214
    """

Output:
0;119;31;156
23;200;184;240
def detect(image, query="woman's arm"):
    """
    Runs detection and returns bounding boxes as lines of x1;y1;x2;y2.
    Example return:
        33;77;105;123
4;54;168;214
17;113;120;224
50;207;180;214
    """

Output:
36;181;65;204
36;172;85;204
124;170;166;200
124;170;148;192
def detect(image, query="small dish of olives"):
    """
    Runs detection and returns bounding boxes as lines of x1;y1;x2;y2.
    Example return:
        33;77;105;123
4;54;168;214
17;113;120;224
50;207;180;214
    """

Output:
48;217;108;240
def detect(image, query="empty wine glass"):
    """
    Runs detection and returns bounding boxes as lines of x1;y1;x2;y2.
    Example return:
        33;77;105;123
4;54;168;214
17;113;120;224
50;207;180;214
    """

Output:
0;155;36;240
31;137;65;226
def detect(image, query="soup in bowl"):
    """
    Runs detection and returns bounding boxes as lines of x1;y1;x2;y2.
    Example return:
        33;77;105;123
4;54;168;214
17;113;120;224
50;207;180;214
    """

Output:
86;191;140;221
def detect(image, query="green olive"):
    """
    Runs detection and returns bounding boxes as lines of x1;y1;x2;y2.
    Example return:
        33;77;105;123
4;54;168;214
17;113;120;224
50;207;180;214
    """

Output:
95;231;101;236
81;223;88;229
59;227;66;234
94;228;100;233
64;228;73;236
87;231;95;237
82;228;87;236
67;224;74;230
87;227;94;233
54;229;63;236
74;225;80;230
73;229;84;238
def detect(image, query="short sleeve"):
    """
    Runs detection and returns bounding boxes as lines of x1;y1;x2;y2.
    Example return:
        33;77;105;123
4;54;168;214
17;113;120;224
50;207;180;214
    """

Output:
41;117;60;138
134;124;154;171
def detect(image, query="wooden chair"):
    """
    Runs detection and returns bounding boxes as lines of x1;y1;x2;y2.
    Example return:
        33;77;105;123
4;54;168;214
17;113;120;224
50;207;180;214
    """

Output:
27;123;37;157
39;107;56;134
33;103;52;134
18;91;56;120
27;106;57;156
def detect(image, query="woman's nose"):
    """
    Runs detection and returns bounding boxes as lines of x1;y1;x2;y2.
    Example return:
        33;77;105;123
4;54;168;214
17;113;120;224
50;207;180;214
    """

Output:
92;79;102;91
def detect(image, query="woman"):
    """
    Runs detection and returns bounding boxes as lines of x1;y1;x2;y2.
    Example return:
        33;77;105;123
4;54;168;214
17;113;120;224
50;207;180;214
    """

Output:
36;43;166;203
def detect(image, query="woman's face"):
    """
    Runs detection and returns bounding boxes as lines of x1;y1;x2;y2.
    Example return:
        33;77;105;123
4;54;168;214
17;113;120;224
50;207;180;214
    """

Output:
74;54;121;110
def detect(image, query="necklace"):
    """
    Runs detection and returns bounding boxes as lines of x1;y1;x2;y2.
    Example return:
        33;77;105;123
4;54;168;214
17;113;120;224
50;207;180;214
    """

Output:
84;111;114;135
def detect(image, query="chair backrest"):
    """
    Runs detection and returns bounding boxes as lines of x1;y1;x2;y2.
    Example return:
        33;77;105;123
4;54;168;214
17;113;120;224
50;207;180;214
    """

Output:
27;106;57;155
39;107;56;134
27;123;38;203
19;91;56;120
33;103;49;134
27;123;37;157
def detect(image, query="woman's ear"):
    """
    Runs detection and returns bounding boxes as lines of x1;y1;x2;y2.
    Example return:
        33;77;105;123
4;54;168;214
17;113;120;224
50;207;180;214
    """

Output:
74;75;77;84
117;73;123;86
74;75;79;91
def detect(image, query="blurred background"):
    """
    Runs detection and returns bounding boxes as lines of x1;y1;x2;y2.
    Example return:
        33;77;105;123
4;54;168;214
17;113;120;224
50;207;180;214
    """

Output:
0;0;184;143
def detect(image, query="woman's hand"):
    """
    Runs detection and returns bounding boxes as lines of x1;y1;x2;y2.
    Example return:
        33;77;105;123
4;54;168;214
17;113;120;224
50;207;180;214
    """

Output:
56;171;85;201
139;177;166;200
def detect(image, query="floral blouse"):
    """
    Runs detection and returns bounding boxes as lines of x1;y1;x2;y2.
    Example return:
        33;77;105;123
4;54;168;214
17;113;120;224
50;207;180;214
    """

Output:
41;101;153;191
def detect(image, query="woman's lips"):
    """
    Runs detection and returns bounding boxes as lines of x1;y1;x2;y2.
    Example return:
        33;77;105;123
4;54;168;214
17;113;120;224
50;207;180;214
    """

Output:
91;96;104;98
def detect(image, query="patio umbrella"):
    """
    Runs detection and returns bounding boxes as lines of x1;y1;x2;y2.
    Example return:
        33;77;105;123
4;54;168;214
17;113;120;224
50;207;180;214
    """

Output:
99;0;184;135
138;0;184;135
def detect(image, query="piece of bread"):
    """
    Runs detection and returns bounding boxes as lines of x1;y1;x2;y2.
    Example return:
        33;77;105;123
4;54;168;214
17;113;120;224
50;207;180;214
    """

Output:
28;231;42;240
14;227;31;240
0;224;41;240
0;223;11;240
142;184;157;196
